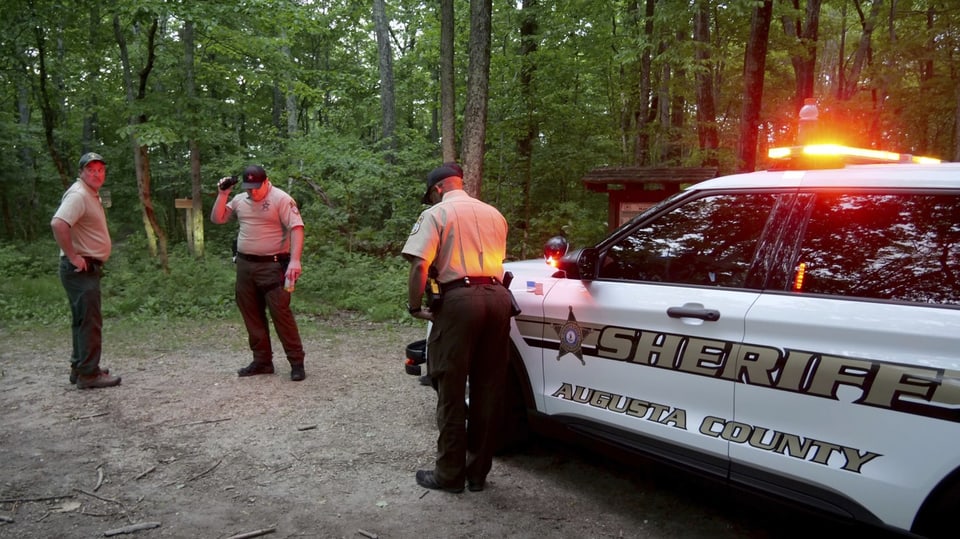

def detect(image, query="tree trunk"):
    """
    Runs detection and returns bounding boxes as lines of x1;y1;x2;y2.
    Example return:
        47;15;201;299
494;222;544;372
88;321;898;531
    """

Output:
461;0;492;198
33;24;69;188
954;84;960;162
374;0;396;161
781;0;822;110
633;0;656;166
183;20;205;257
81;3;101;159
836;0;847;101
283;32;299;138
16;75;37;239
517;0;538;259
738;0;773;172
619;1;638;162
114;15;168;270
840;0;882;100
272;83;282;131
658;42;671;164
693;0;718;166
440;0;457;163
670;59;686;164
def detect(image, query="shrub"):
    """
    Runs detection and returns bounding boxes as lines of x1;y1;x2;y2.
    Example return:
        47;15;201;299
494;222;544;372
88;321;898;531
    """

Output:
0;237;413;327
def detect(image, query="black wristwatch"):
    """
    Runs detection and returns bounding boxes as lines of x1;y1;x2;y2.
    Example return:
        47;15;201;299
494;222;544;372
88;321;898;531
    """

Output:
407;304;422;314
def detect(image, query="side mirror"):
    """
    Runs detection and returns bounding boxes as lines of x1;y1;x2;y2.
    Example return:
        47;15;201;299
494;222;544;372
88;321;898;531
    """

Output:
577;247;599;281
543;236;569;267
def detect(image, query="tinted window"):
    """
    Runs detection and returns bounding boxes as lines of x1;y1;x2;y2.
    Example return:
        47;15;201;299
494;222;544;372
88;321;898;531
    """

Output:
599;193;781;287
794;192;960;305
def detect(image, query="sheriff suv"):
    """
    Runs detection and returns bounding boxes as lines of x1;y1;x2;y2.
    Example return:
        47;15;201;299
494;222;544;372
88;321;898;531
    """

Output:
490;145;959;538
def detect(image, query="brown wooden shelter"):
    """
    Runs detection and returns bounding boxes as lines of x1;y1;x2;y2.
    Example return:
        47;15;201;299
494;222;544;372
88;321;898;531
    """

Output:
582;167;718;230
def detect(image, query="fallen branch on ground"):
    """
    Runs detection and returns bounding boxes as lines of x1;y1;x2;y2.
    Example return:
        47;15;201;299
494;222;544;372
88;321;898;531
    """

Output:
74;487;124;512
94;465;104;492
0;495;72;504
225;526;276;539
133;466;156;480
186;459;222;482
172;418;231;428
103;521;161;536
74;412;110;420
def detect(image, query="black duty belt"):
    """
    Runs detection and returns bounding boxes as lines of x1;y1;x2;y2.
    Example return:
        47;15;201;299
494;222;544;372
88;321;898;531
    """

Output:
440;276;499;292
237;253;290;263
62;255;104;266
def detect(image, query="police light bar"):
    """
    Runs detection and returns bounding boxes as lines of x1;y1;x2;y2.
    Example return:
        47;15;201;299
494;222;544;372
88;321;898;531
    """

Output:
769;144;941;164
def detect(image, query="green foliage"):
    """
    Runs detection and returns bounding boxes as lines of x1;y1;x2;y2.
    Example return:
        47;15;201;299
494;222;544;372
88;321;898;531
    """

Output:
2;0;958;323
0;236;413;328
526;199;610;254
300;245;409;323
102;236;237;321
0;242;67;325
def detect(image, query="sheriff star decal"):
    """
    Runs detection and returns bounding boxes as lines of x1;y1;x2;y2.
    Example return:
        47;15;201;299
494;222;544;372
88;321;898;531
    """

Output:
553;306;591;365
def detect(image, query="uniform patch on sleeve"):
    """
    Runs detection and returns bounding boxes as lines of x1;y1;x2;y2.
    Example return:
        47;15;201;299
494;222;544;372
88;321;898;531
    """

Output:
409;214;424;235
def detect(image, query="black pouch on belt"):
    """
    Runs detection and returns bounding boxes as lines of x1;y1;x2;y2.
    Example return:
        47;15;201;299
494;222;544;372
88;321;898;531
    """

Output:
426;265;442;311
503;271;522;317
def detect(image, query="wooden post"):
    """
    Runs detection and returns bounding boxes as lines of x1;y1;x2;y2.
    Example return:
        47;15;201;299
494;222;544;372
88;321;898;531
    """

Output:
175;198;200;255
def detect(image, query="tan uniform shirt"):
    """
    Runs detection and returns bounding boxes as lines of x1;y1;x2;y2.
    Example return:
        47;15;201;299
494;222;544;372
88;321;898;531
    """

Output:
53;179;112;262
225;186;304;256
402;190;508;284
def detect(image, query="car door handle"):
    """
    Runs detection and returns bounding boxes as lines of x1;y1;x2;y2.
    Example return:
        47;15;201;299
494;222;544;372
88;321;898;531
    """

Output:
667;306;720;322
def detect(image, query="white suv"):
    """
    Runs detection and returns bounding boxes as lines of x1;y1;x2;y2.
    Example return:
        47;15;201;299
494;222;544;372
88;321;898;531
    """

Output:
494;146;959;538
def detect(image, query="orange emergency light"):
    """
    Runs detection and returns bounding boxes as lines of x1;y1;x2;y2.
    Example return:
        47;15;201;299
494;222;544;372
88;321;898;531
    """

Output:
792;262;806;292
770;98;942;167
769;144;941;165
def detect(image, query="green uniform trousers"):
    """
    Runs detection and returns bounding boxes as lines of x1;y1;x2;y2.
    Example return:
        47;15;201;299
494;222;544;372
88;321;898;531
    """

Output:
59;256;104;376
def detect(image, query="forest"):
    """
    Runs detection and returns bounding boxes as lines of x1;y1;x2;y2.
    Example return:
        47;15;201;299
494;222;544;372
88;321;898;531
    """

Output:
1;0;958;323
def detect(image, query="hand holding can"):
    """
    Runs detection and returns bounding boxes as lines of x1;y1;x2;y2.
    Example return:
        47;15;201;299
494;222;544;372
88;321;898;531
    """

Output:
218;176;238;191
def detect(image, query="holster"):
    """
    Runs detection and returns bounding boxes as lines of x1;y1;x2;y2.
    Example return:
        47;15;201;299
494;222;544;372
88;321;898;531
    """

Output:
503;271;522;317
426;265;442;311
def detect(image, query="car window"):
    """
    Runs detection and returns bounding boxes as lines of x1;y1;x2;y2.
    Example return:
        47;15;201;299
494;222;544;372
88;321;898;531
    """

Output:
792;192;960;305
598;192;782;287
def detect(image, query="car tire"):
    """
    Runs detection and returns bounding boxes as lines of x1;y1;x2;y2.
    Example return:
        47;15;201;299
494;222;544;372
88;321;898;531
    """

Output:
914;474;960;538
495;345;534;455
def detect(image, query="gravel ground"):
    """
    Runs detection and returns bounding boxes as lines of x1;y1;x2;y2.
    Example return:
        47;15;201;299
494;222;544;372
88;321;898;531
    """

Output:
0;314;897;538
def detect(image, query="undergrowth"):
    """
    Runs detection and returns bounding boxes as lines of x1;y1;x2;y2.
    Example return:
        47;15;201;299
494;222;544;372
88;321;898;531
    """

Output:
0;237;412;328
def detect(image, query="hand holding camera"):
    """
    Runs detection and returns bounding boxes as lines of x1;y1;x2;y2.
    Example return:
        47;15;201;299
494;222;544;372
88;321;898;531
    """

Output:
218;176;239;192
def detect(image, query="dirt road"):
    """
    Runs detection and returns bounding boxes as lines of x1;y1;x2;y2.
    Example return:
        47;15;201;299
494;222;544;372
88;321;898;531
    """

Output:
0;315;881;538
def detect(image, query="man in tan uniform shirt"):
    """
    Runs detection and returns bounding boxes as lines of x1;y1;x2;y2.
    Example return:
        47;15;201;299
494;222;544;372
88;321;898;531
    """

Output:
402;164;512;493
51;152;121;389
210;165;307;382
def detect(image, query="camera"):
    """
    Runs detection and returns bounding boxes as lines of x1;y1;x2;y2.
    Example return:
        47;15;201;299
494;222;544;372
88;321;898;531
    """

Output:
219;176;239;191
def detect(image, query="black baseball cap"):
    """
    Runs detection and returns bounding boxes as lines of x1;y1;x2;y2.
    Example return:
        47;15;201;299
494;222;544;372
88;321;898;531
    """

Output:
241;165;267;189
422;164;462;204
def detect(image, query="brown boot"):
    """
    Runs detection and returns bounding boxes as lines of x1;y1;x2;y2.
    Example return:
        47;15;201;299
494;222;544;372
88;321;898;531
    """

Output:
70;366;109;384
76;371;122;389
